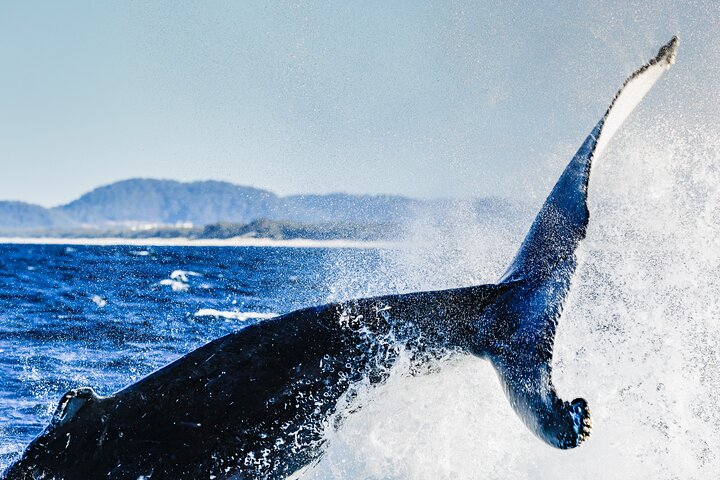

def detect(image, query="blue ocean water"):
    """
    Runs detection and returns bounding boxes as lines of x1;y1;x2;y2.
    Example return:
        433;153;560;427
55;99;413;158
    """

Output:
0;244;384;469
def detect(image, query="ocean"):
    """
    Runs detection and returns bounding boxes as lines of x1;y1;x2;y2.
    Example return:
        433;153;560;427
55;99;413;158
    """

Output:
2;121;720;480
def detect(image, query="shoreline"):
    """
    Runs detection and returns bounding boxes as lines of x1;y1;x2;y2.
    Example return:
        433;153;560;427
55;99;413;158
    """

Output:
0;236;398;249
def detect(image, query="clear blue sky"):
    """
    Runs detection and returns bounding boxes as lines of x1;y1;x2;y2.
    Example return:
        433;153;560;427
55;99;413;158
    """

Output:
1;1;717;207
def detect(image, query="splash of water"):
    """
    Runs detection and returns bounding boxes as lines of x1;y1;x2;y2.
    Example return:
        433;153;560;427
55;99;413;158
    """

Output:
303;118;720;479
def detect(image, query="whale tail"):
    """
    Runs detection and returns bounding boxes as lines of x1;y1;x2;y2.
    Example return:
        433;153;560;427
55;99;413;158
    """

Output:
488;37;678;449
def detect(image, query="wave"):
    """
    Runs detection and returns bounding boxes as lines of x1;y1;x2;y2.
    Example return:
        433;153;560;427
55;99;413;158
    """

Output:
158;270;203;292
193;309;278;321
159;279;189;292
169;270;201;282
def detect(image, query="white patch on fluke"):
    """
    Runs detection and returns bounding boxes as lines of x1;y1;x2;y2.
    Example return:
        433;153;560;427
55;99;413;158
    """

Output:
594;36;678;159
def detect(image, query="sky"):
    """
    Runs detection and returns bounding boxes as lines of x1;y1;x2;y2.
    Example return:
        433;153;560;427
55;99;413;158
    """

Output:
0;1;718;207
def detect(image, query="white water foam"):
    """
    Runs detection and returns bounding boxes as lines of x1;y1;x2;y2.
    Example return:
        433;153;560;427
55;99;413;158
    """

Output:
159;270;203;292
90;295;107;308
170;270;202;283
159;279;189;292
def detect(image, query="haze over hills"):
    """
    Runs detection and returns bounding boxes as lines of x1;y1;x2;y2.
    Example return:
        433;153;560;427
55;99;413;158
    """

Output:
0;179;525;236
0;202;74;230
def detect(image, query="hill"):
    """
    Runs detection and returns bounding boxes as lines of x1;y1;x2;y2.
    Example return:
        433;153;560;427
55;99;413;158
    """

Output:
58;179;275;226
0;179;525;236
0;201;76;231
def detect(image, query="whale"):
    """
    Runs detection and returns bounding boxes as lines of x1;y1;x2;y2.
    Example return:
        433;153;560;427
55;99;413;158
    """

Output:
3;37;678;480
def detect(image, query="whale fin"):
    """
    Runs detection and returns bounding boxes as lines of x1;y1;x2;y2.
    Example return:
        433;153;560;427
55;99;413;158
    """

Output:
501;36;678;283
490;37;677;449
51;387;103;426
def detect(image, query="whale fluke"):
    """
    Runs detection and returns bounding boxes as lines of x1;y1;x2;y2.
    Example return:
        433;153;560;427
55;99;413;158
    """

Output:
492;36;678;448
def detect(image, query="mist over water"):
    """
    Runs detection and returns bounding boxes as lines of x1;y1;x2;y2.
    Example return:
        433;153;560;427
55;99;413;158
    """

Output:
302;116;720;478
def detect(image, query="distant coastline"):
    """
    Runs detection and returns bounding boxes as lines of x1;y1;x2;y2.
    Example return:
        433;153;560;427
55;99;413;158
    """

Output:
0;178;524;234
0;236;398;249
1;179;527;252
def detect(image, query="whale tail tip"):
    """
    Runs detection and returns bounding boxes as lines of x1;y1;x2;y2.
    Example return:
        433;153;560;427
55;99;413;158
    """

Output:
657;35;679;66
559;397;593;449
